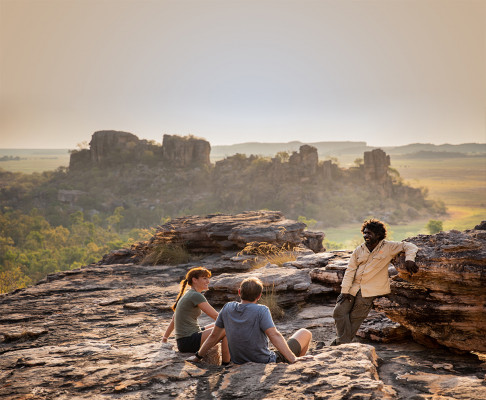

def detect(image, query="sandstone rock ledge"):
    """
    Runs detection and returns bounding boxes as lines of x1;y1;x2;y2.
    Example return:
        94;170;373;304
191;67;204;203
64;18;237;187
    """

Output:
1;259;485;399
2;215;486;399
99;211;325;264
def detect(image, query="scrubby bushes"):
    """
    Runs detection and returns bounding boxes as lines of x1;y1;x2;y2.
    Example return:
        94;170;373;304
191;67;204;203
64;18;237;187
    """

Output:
0;208;152;293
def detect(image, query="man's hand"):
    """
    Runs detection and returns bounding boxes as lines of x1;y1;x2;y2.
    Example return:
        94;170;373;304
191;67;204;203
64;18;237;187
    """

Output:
186;355;202;363
404;260;419;275
337;293;354;304
294;355;314;363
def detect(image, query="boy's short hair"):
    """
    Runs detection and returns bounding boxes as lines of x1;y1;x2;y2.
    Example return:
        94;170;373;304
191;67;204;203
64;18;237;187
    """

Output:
239;277;264;302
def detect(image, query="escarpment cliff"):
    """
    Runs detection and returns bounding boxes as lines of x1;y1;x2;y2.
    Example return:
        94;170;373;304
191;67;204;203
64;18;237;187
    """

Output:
1;213;484;399
69;131;211;169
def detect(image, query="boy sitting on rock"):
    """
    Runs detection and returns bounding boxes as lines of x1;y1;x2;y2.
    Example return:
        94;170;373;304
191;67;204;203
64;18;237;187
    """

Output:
188;277;312;364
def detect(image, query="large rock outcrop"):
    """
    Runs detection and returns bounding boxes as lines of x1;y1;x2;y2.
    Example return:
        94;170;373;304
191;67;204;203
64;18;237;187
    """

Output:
100;213;486;354
363;148;392;195
289;144;319;177
363;148;390;183
375;225;486;352
100;211;325;264
89;130;141;164
69;131;211;170
162;134;211;168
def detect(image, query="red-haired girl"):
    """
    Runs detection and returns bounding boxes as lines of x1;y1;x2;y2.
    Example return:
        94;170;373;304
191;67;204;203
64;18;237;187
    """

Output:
162;267;230;363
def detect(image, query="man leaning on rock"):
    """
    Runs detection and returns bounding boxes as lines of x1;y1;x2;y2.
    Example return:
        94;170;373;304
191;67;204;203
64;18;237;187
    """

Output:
188;277;313;364
331;218;419;345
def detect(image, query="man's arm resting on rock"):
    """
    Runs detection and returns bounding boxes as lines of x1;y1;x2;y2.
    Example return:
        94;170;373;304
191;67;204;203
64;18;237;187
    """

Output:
402;241;419;262
265;327;297;363
390;241;419;274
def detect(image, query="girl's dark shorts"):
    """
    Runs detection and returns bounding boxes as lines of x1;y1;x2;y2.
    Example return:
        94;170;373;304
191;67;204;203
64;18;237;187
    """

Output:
176;331;203;353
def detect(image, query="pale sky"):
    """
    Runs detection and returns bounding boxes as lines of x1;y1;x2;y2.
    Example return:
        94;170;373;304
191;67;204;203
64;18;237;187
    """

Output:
1;0;485;148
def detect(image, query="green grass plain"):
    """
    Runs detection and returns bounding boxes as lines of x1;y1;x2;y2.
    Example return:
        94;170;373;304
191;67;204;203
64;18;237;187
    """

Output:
325;156;486;248
0;149;70;174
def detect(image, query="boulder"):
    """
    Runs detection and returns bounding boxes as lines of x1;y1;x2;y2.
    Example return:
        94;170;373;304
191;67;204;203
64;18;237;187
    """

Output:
114;211;322;264
284;252;336;269
205;263;312;307
375;227;486;352
302;230;325;252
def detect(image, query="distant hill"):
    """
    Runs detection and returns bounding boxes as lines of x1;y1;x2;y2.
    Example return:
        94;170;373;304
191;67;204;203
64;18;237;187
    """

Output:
394;150;485;159
211;141;370;160
211;142;486;160
382;143;486;155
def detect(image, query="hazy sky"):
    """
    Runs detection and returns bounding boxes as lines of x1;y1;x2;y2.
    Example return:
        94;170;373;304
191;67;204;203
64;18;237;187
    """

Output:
1;0;485;149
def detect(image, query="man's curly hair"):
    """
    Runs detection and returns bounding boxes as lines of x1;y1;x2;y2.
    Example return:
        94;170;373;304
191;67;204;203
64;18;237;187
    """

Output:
361;218;387;241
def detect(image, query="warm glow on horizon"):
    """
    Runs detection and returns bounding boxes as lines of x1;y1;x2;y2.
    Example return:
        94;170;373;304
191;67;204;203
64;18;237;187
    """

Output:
1;0;485;149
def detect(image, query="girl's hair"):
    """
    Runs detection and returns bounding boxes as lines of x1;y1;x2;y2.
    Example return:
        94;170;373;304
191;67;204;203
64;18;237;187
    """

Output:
171;267;211;311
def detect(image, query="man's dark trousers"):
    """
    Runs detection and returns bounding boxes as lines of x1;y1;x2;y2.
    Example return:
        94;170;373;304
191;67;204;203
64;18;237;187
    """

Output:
332;290;376;344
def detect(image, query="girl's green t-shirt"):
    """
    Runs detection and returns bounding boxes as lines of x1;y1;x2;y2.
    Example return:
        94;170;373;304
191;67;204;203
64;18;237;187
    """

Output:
174;289;207;339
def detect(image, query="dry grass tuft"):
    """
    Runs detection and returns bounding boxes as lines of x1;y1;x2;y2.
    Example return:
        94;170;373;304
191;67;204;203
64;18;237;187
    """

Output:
142;242;192;265
238;241;298;270
259;285;285;321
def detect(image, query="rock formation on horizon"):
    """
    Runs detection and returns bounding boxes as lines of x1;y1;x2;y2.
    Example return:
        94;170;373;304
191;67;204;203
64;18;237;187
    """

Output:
32;130;443;230
69;131;211;170
161;134;211;168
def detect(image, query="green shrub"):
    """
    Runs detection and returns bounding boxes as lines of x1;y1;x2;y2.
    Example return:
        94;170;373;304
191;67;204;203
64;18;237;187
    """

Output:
426;219;443;234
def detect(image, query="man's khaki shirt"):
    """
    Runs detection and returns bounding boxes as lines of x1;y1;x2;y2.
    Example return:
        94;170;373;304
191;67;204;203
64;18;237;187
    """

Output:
341;240;419;297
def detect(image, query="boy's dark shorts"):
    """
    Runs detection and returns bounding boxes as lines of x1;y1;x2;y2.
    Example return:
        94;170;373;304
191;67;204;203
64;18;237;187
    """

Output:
176;331;203;353
275;338;302;363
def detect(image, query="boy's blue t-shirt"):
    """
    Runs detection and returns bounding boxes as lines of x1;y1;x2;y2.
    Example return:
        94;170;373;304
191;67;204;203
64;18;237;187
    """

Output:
215;301;277;364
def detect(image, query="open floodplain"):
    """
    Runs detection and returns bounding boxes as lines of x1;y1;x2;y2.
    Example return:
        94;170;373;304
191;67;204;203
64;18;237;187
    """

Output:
308;155;486;246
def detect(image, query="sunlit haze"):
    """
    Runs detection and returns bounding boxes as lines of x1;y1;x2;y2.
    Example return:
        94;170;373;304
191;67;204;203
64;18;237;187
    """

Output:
1;0;485;149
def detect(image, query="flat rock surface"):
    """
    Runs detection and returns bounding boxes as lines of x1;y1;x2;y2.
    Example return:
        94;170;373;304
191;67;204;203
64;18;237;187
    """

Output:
1;261;485;399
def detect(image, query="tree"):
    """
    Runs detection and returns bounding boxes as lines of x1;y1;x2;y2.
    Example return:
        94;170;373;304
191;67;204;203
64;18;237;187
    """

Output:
426;219;443;234
298;216;317;230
